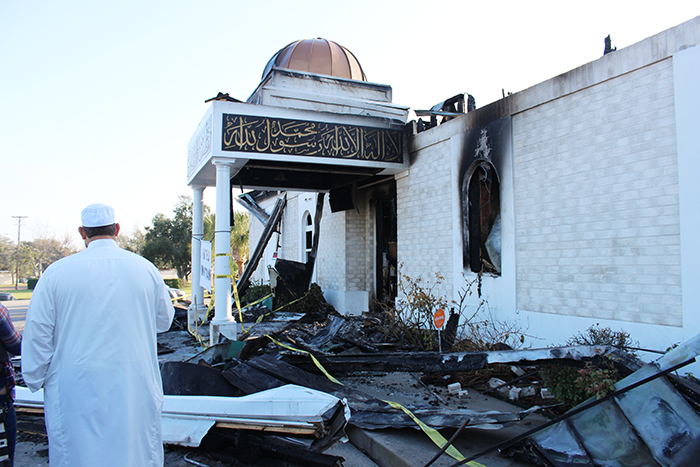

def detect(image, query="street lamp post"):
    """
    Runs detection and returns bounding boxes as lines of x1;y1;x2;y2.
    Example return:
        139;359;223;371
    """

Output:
12;216;27;290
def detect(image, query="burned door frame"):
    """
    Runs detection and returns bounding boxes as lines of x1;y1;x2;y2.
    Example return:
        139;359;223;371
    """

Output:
371;179;398;304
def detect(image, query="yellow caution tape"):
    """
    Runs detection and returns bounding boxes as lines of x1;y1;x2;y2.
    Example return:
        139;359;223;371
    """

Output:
188;328;207;351
265;336;479;464
207;257;480;464
384;400;482;464
271;292;306;313
246;293;274;309
266;335;344;386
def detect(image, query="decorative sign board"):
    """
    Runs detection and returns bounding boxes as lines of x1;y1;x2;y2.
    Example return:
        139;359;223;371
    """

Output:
221;114;403;163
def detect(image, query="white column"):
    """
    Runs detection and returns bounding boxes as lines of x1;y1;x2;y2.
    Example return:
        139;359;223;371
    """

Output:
211;158;237;344
189;185;208;328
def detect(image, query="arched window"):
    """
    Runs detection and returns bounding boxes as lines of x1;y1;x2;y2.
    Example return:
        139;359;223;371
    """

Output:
303;211;313;262
463;161;501;274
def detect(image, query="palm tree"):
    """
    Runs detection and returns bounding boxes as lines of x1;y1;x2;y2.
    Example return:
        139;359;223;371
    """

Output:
230;211;250;277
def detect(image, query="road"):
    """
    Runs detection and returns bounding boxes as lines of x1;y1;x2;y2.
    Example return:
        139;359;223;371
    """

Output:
4;299;29;334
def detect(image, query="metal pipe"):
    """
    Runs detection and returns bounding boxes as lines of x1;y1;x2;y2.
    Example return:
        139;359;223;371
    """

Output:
423;417;471;467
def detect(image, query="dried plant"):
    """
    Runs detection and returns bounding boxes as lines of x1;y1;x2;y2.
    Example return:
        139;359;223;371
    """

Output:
389;268;449;350
566;323;638;353
452;274;528;351
378;268;528;352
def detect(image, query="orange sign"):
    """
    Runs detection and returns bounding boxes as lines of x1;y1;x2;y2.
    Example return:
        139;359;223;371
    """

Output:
433;308;445;329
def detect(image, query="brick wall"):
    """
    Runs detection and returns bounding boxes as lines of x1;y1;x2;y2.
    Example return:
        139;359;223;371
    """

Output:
513;57;681;326
397;139;454;299
317;197;347;291
345;197;368;291
280;193;299;262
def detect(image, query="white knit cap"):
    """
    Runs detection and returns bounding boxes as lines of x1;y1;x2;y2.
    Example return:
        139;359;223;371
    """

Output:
81;203;115;227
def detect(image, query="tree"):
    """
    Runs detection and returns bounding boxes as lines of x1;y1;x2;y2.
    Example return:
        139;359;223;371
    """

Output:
25;233;77;277
116;226;145;254
141;195;245;281
142;195;196;280
204;211;248;278
0;235;14;273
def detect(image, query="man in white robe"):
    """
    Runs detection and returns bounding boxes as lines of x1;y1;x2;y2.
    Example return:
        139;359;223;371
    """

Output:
22;203;175;467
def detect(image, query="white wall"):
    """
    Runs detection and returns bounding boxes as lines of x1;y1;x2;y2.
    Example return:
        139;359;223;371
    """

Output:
675;44;700;343
513;58;681;328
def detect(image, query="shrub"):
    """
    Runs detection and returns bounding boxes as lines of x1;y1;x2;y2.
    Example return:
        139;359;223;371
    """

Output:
164;278;182;289
452;274;527;352
392;269;449;351
540;358;620;406
541;324;633;407
386;269;528;352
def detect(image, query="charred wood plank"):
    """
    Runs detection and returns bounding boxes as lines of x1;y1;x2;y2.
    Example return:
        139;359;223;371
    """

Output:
279;345;616;374
280;350;487;373
161;361;244;397
349;406;533;430
224;354;538;432
246;353;383;407
336;335;379;353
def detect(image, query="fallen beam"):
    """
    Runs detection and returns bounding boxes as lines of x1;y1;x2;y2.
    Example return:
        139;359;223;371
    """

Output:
237;194;286;296
280;345;619;373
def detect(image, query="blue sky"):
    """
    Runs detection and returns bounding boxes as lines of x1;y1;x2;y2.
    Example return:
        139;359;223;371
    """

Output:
1;1;697;244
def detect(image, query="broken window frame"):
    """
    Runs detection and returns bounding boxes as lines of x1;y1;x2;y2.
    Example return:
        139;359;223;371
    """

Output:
463;159;501;275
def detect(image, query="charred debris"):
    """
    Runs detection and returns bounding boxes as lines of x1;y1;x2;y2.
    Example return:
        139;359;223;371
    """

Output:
15;271;700;467
144;263;700;467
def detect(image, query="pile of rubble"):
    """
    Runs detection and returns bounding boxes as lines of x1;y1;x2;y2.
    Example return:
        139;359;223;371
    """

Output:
15;279;700;467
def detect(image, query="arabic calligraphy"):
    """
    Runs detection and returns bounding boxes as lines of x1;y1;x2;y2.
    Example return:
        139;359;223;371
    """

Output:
188;115;212;178
221;114;403;163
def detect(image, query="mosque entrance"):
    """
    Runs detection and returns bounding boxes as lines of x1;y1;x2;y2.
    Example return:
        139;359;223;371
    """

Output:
373;181;397;304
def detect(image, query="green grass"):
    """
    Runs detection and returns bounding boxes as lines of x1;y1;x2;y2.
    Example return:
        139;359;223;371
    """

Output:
0;286;32;300
10;289;32;299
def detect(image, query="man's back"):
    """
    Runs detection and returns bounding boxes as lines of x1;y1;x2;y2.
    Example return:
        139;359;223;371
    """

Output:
33;239;172;370
22;237;175;467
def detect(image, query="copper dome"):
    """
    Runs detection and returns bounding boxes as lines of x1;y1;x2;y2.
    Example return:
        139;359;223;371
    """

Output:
261;38;367;82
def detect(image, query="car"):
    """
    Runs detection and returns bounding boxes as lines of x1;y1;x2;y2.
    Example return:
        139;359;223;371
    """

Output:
0;293;17;301
168;288;187;302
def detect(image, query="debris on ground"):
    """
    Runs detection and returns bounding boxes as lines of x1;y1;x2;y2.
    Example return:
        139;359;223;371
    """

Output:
13;279;700;467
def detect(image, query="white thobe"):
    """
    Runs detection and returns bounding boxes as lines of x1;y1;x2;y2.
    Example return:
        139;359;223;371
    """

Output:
22;239;175;467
